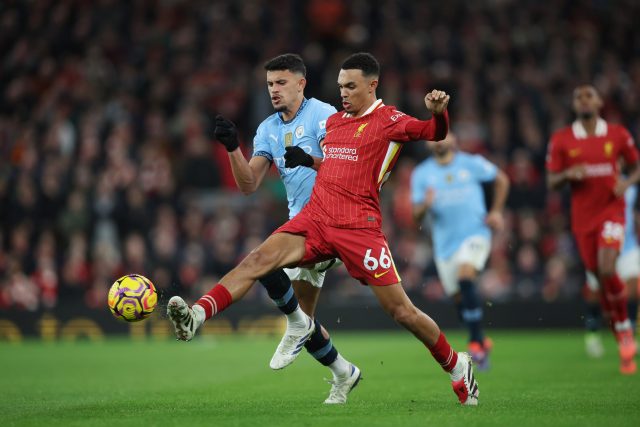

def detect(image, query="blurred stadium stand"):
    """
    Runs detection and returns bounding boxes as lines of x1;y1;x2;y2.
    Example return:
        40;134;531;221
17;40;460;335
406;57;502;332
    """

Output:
1;0;639;336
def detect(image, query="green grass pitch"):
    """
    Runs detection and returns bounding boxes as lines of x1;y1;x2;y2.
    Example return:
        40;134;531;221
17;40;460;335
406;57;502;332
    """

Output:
0;331;638;427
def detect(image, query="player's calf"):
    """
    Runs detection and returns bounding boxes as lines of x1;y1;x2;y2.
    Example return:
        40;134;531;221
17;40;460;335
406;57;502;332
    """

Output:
259;269;318;369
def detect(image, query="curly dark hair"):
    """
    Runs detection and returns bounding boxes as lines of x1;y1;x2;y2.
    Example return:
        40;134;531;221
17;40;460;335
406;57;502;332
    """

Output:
341;52;380;77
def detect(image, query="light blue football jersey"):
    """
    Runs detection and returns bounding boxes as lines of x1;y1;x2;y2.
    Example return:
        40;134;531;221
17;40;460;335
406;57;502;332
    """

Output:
411;152;498;259
252;98;336;218
622;184;638;254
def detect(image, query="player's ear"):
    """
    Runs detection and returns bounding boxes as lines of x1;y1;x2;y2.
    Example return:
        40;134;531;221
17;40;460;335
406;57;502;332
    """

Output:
298;77;307;92
369;78;378;93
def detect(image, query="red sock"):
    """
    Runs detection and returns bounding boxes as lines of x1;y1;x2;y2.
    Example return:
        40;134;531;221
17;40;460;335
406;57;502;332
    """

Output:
427;332;458;372
602;275;629;324
195;284;233;320
598;292;615;332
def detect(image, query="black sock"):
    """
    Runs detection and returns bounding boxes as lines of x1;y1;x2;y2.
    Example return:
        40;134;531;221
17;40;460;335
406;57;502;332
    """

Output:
628;299;638;332
259;270;298;315
459;279;484;344
455;301;464;322
584;301;601;332
304;318;338;366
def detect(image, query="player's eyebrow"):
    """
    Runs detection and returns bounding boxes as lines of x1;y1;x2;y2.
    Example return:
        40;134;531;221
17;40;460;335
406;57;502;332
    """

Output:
338;81;356;87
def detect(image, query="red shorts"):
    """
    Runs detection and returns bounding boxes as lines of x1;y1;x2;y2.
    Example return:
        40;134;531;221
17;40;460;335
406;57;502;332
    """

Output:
574;218;625;272
273;211;401;286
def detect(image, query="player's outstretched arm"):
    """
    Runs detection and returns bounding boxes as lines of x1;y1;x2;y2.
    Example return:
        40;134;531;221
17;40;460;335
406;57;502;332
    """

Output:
213;114;270;194
229;153;271;195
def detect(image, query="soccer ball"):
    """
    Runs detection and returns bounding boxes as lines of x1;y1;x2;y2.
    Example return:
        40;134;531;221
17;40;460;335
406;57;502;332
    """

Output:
108;274;158;322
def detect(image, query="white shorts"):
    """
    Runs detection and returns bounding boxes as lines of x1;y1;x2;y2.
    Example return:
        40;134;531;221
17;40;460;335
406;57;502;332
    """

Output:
284;258;342;288
435;236;491;296
616;246;640;281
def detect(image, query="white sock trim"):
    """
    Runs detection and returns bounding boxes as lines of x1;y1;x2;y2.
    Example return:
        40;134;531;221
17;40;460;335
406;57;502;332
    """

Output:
449;355;465;381
615;319;632;332
286;306;309;329
329;354;351;378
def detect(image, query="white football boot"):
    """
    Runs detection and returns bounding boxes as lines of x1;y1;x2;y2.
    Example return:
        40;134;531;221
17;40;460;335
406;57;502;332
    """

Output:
584;332;605;358
324;364;362;404
167;296;203;341
269;315;315;369
451;352;479;406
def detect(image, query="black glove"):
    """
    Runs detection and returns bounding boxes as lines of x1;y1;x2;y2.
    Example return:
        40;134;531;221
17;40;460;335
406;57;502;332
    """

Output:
284;146;314;168
213;115;239;152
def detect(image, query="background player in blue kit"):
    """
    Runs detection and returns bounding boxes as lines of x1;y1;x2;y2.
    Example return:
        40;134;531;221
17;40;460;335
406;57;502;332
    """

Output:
411;132;510;369
192;54;358;404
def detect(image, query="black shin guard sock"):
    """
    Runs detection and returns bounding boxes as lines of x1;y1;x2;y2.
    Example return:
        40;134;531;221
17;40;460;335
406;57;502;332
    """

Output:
259;269;298;315
628;299;638;331
304;319;338;366
455;301;464;323
459;279;484;344
585;301;602;332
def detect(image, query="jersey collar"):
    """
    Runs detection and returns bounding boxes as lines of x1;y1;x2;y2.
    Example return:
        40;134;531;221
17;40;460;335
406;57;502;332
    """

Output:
278;98;308;124
342;99;384;118
572;118;608;139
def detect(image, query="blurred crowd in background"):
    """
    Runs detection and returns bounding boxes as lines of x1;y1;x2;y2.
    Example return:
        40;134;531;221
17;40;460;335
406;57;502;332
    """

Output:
2;0;640;311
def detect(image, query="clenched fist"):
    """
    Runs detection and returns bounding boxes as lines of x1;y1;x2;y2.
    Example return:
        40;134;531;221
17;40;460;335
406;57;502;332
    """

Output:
425;90;450;115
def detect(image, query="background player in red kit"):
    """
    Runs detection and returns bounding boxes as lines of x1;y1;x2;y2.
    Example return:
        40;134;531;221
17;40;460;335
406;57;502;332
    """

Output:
168;52;480;405
546;84;640;374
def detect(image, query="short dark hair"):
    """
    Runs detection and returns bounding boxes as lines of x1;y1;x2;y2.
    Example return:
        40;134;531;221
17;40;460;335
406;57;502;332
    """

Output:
341;52;380;77
573;83;599;96
264;53;306;77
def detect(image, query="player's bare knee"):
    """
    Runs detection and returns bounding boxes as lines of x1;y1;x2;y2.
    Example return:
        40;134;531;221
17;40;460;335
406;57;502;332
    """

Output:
457;264;477;280
239;248;280;277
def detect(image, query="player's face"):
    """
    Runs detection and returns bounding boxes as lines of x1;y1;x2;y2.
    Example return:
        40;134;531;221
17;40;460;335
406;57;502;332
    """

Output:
427;133;456;157
573;86;603;119
337;69;378;115
266;70;306;114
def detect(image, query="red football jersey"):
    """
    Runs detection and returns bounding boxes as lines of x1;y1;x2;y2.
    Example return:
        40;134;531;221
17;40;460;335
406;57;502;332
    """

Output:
303;99;443;228
546;118;638;233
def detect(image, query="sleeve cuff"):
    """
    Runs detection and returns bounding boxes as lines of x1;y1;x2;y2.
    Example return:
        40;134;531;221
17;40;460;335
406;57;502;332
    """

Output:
253;151;273;163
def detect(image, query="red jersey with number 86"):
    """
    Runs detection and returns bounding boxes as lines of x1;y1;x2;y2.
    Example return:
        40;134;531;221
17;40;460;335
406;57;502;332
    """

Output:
546;119;638;233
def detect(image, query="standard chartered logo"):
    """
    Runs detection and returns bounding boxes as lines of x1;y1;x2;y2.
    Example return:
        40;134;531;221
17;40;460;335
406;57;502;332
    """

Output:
325;146;359;161
584;163;614;177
